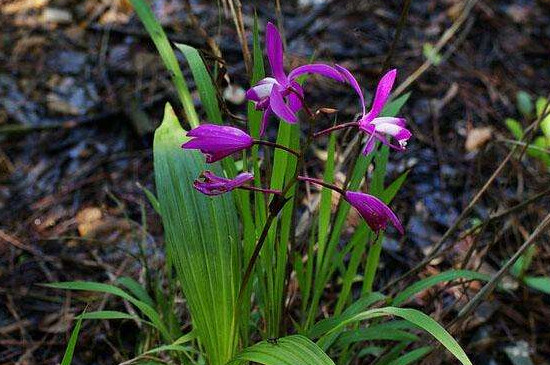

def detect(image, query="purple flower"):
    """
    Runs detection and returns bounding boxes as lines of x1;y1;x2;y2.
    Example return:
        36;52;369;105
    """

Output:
194;171;254;196
336;66;412;155
246;22;344;135
344;191;404;234
181;124;253;163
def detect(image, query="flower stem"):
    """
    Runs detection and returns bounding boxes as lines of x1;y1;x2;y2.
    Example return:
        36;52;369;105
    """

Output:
238;185;281;195
253;140;300;157
314;121;359;138
297;176;345;195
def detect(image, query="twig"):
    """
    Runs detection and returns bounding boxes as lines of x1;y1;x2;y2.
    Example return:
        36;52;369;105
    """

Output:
454;212;550;321
381;0;412;71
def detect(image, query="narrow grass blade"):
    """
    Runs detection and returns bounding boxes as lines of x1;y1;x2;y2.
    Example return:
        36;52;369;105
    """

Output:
129;0;199;128
229;335;335;365
386;346;432;365
175;44;222;124
154;103;240;365
61;309;84;365
44;281;173;341
116;276;155;307
325;307;472;365
392;270;492;306
76;311;138;320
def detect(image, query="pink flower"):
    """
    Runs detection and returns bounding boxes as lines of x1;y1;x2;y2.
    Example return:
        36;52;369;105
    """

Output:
181;124;253;163
193;171;254;196
344;191;404;234
246;22;344;134
336;66;412;155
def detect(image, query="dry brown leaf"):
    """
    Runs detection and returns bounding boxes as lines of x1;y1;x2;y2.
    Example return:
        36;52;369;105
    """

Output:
465;127;492;152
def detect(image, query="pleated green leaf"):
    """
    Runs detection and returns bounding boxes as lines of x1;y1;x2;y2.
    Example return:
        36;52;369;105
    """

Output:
325;307;472;365
76;311;138;321
229;335;335;365
154;103;240;365
393;270;492;306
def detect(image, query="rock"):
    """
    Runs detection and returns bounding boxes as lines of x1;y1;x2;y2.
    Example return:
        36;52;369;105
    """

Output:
42;8;73;24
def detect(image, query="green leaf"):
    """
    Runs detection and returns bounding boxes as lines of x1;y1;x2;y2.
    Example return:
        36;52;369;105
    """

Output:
44;281;172;341
154;103;240;365
387;346;433;365
423;43;442;65
523;276;550;294
116;277;155;308
381;93;411;118
229;335;335;365
335;328;418;348
318;132;336;254
61;309;84;365
175;44;222;124
516;91;533;118
326;307;473;365
129;0;199;128
138;183;161;215
536;97;550;138
392;270;492;306
505;118;524;140
76;311;138;321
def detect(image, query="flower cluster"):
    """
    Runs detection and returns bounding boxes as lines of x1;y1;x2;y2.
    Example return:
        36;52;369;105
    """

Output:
181;22;411;235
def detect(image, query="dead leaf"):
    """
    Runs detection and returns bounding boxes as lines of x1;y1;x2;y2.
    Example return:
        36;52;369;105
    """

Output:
76;207;103;237
465;127;492;152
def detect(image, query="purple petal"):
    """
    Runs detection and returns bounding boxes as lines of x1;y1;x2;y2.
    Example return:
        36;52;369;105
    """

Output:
335;64;365;115
344;191;404;234
260;107;272;136
364;69;397;122
371;117;406;127
269;84;298;123
362;133;377;155
288;64;345;83
246;78;277;102
193;171;253;196
266;22;287;84
288;81;303;112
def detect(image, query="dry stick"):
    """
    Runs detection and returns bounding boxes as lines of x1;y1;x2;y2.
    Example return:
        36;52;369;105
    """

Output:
227;0;251;75
381;0;412;71
393;0;479;97
383;102;550;293
454;212;550;322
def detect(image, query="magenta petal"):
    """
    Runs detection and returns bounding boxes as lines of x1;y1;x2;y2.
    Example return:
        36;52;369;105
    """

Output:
288;64;345;83
365;69;397;122
335;64;366;115
266;22;287;84
269;84;298;123
260;106;272;136
362;133;377;155
194;171;253;196
182;124;253;163
344;191;404;234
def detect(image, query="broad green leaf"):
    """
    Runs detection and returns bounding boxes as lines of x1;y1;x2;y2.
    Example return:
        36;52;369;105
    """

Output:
77;311;138;321
45;281;172;341
61;309;84;365
327;307;472;365
229;335;335;365
523;276;550;294
318;132;336;256
335;328;418;348
392;270;492;306
516;91;533;118
129;0;199;128
175;44;222;124
387;346;433;365
505;118;524;140
154;104;240;365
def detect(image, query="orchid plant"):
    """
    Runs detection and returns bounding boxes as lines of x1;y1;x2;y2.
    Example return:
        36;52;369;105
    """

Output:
53;3;474;365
